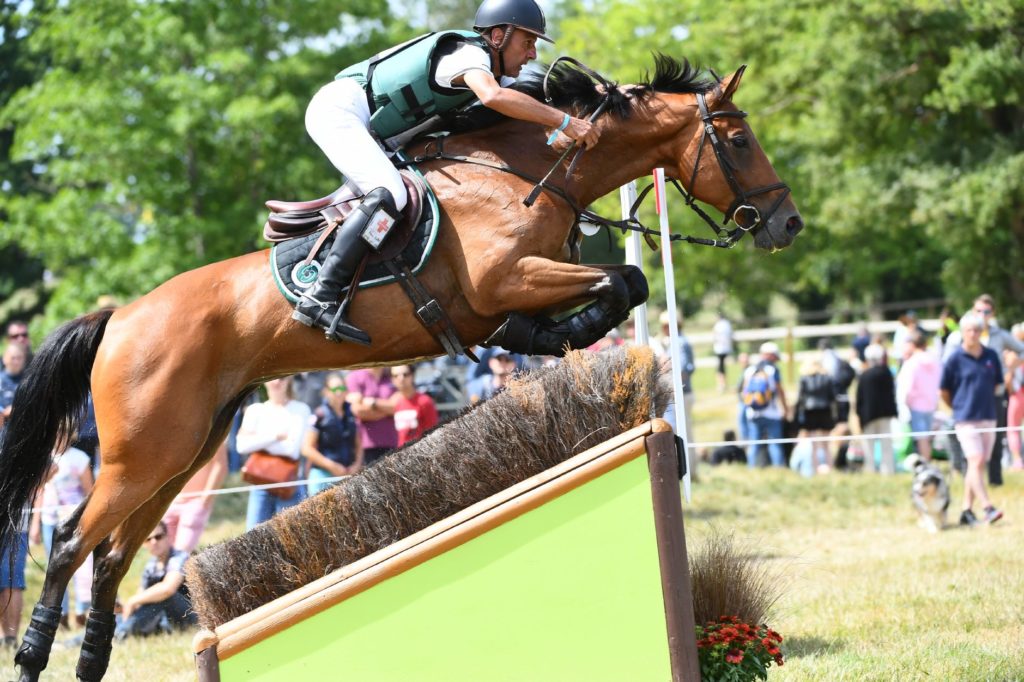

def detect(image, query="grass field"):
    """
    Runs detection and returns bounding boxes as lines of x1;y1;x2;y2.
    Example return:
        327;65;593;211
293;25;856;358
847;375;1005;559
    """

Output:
3;361;1022;681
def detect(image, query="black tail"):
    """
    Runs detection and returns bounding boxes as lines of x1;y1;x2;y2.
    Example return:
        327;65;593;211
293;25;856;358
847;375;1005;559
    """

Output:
0;308;114;557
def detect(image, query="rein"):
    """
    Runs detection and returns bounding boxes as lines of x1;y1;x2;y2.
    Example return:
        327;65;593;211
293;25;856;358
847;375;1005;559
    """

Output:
398;139;734;250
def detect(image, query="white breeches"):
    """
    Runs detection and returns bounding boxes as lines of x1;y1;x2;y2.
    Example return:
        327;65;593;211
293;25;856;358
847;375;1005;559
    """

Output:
304;78;408;211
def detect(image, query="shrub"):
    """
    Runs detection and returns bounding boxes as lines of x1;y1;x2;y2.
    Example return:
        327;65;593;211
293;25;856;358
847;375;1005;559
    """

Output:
689;530;787;680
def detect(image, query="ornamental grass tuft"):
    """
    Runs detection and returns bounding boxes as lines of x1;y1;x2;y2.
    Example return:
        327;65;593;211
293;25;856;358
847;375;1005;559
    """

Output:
690;529;788;681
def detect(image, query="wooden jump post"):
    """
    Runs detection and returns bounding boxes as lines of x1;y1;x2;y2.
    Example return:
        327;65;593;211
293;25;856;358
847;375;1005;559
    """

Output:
193;420;699;681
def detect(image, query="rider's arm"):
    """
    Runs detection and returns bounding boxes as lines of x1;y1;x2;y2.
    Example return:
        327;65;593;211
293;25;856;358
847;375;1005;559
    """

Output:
462;70;599;148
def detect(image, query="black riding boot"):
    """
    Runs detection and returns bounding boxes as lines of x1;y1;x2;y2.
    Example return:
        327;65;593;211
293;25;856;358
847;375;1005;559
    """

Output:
292;187;399;344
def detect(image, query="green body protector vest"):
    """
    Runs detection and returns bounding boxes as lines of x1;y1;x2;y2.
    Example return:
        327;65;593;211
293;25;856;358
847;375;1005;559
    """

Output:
337;30;492;140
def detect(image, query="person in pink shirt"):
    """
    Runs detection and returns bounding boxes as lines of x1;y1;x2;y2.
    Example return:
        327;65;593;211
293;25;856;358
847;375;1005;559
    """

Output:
1002;333;1024;471
389;365;439;447
346;367;398;466
896;331;941;460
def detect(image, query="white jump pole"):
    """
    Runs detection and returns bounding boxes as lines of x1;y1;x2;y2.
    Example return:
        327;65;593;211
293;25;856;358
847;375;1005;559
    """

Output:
653;168;692;502
620;181;650;347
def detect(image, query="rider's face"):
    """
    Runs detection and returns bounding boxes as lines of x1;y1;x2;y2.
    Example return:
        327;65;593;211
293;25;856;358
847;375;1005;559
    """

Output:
495;29;538;77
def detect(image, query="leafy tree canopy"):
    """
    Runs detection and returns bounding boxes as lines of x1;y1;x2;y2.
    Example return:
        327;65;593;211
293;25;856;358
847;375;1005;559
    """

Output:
1;0;402;329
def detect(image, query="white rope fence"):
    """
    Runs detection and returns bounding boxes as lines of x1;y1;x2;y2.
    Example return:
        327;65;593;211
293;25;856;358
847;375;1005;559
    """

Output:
691;424;1021;450
26;425;1021;514
29;475;350;515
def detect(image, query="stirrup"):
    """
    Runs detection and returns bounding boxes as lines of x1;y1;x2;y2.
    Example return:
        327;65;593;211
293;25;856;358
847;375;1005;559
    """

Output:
324;303;372;346
292;293;333;328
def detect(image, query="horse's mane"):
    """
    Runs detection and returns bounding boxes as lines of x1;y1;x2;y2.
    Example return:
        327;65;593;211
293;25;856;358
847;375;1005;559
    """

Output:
516;53;715;117
444;54;714;133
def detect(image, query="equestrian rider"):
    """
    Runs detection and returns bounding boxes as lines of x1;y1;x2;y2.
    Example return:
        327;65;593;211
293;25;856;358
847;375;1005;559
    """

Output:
296;0;600;345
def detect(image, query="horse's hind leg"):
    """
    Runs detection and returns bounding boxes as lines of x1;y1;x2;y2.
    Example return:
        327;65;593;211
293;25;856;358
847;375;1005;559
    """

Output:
16;426;217;682
75;403;241;681
13;502;92;682
75;474;194;682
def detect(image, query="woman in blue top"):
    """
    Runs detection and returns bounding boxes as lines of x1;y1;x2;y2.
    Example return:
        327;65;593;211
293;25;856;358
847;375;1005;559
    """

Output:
303;372;363;495
940;312;1004;526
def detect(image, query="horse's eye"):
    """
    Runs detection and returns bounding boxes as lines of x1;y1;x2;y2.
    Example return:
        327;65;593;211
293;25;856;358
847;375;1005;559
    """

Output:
731;136;748;148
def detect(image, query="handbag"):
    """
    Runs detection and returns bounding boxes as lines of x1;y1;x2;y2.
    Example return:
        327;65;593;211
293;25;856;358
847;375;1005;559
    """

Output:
241;450;299;500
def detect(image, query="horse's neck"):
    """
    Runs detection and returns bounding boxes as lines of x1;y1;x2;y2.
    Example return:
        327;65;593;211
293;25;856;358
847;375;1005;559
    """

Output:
573;98;696;205
435;98;696;205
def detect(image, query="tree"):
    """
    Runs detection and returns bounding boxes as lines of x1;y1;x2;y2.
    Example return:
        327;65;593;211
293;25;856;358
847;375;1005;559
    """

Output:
0;2;50;328
0;0;404;330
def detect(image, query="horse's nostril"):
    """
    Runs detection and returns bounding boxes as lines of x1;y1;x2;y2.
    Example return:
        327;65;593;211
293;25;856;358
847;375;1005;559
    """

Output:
786;215;804;236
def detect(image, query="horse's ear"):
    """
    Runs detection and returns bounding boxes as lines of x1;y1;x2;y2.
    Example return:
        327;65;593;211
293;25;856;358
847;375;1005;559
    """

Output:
715;65;747;104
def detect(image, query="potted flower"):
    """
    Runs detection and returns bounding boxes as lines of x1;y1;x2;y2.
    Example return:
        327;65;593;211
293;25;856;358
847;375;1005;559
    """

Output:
689;530;788;680
696;615;784;681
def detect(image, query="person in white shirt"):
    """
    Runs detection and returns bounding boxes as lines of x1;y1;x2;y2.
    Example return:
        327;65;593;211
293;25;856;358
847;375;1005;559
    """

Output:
711;311;734;392
30;446;94;628
237;377;312;529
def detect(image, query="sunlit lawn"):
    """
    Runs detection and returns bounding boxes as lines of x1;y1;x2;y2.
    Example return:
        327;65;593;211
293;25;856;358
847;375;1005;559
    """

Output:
4;364;1022;681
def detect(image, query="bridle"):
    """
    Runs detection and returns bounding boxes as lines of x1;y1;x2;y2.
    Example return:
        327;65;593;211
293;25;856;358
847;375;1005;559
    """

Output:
525;59;792;248
679;91;791;244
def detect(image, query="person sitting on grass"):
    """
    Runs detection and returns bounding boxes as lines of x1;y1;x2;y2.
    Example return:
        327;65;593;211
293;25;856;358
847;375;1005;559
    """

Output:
115;521;197;639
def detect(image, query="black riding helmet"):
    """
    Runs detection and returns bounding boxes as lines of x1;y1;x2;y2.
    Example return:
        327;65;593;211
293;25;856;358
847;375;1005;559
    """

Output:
474;0;553;76
474;0;554;42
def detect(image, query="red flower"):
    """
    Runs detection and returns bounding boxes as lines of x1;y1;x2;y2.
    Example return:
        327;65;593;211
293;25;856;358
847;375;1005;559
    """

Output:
725;649;744;664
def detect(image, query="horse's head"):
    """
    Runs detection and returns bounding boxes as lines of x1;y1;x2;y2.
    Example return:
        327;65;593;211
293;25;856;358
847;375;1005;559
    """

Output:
669;66;803;251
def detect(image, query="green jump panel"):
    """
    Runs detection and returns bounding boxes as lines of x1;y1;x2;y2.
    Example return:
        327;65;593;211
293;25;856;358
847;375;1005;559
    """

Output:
220;455;671;681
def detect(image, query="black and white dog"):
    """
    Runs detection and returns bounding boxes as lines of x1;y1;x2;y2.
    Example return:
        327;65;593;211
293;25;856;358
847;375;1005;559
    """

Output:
905;454;950;533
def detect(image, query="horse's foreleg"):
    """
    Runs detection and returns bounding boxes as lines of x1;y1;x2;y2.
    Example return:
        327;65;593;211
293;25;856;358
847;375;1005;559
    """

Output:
478;258;647;356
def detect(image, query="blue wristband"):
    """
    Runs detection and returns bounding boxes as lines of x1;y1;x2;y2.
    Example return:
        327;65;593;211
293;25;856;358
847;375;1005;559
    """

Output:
546;113;571;145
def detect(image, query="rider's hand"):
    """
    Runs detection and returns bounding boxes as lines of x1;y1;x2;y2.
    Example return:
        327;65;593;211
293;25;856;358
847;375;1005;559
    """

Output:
564;118;599;148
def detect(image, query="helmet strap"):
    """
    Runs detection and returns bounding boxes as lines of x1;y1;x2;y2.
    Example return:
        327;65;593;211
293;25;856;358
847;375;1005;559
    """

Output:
484;25;516;77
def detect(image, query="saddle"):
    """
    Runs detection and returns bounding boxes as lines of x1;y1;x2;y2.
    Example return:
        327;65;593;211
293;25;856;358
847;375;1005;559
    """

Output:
263;171;426;264
264;168;474;361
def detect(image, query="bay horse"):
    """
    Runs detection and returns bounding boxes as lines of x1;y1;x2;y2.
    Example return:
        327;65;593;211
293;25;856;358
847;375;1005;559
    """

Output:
1;56;802;680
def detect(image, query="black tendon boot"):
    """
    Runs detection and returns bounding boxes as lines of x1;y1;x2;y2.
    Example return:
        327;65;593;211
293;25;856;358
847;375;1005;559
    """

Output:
75;610;116;682
292;187;399;344
14;604;62;681
487;302;629;357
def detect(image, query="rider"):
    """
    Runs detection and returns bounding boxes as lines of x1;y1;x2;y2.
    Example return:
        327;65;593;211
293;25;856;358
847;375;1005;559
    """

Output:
295;0;601;344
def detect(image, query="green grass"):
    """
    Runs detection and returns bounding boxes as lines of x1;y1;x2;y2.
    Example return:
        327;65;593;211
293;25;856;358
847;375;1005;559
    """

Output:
4;421;1023;681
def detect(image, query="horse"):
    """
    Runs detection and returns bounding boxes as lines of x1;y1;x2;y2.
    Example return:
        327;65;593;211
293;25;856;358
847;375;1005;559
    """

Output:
0;55;802;680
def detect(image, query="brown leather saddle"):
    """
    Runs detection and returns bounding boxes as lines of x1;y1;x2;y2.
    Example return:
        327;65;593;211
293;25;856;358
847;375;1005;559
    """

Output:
263;170;427;264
